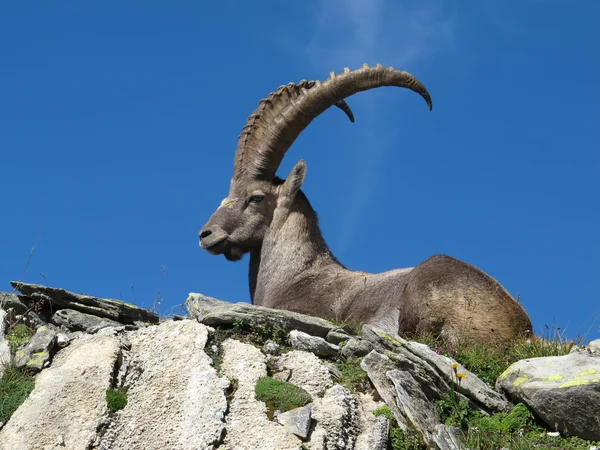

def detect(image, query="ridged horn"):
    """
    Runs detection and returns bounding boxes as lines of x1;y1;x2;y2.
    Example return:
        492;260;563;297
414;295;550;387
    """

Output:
233;63;432;180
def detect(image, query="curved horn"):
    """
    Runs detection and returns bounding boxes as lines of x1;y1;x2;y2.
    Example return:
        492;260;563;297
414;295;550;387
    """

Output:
234;63;432;180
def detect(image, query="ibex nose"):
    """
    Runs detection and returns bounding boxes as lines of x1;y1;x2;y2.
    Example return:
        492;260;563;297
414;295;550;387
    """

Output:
199;229;212;240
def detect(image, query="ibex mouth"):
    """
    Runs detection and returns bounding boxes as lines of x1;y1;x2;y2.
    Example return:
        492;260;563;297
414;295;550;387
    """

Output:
200;234;229;254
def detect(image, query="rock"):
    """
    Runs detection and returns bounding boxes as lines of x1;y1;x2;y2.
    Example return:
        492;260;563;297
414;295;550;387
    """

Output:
496;351;600;441
589;339;600;353
275;404;312;439
276;350;334;397
341;338;373;358
0;333;121;449
0;310;10;378
51;308;125;333
360;351;411;432
308;384;359;450
14;325;56;372
10;281;159;325
263;339;280;354
290;330;340;358
354;393;390;450
220;338;301;450
186;292;338;338
0;292;28;315
98;320;230;450
326;329;352;345
387;369;448;449
56;332;70;348
362;325;509;413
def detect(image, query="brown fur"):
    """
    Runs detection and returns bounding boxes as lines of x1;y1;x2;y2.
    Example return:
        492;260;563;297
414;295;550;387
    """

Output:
200;168;533;347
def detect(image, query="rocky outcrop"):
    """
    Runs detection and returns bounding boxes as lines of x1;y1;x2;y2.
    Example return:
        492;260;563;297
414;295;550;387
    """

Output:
186;292;339;338
99;320;229;450
0;333;121;450
1;285;599;449
497;351;600;441
10;281;159;325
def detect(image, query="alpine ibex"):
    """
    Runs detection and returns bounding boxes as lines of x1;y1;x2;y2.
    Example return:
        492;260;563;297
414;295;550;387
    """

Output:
199;63;532;346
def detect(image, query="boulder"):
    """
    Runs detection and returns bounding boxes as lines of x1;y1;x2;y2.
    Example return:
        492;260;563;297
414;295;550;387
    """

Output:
275;404;312;439
0;333;121;449
10;281;159;325
51;308;125;333
99;320;230;450
14;325;56;372
290;329;340;357
496;351;600;441
341;338;373;358
186;292;338;338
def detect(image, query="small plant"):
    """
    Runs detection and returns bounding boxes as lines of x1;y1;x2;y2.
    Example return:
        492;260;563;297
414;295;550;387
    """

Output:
0;363;36;423
106;388;128;412
333;357;370;392
7;324;33;355
255;376;312;419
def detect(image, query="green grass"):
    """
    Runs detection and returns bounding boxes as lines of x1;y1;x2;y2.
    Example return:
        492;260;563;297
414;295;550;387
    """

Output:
7;324;33;355
0;363;36;423
255;376;312;419
333;357;370;392
413;324;576;388
106;388;128;412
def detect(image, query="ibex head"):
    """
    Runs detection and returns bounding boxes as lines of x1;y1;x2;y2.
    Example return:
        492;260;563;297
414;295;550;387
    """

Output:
199;64;432;261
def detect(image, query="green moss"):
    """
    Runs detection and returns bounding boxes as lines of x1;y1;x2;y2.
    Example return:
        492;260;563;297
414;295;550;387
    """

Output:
106;388;128;412
0;363;36;423
7;324;33;354
255;376;312;419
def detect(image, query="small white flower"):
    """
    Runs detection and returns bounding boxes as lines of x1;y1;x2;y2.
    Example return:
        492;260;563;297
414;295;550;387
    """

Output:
547;431;560;437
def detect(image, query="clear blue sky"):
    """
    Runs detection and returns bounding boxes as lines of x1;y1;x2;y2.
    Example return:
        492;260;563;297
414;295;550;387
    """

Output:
1;1;598;342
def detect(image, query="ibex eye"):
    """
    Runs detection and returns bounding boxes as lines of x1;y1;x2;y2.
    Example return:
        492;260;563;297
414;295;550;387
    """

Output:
248;195;264;204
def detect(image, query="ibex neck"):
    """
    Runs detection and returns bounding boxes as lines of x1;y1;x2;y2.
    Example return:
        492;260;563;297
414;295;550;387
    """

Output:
249;192;343;305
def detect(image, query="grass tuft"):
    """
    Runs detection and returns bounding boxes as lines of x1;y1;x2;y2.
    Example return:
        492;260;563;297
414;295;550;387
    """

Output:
255;376;312;419
0;363;36;423
106;388;128;412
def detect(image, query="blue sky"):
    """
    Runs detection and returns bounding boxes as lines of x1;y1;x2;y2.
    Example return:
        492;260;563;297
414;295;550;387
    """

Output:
1;1;598;342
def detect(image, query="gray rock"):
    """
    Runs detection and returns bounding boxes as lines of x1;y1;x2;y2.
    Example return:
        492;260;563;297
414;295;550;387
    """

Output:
51;308;124;333
308;384;359;450
496;351;600;441
14;325;56;372
220;338;301;450
0;333;121;449
276;350;334;397
362;325;509;413
0;292;28;315
56;333;70;348
341;338;373;358
360;351;411;432
99;321;230;450
10;281;159;325
275;404;312;439
186;292;338;338
290;330;340;358
326;329;352;345
588;339;600;353
355;393;390;450
0;310;10;378
263;339;280;354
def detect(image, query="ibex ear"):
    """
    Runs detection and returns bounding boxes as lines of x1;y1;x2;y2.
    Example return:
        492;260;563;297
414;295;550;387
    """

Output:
278;160;307;207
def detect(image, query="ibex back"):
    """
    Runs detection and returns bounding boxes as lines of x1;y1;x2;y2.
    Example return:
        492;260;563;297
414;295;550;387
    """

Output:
199;63;532;346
